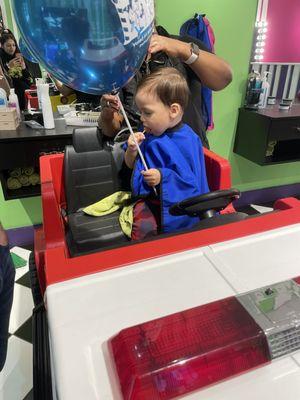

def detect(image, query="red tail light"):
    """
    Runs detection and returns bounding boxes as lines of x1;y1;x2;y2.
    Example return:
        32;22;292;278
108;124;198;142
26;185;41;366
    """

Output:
294;277;300;285
109;297;270;400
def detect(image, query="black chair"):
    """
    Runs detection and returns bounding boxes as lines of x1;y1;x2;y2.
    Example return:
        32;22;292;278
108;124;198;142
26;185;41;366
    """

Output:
64;128;128;256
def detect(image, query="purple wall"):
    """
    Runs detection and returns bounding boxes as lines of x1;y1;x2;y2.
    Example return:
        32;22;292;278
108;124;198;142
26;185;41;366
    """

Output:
264;0;300;63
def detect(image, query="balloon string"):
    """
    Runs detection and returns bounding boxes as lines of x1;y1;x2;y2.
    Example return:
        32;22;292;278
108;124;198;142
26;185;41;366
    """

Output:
116;94;157;196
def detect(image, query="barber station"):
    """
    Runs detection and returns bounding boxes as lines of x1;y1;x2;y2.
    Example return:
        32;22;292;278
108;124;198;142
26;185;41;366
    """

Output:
1;1;300;400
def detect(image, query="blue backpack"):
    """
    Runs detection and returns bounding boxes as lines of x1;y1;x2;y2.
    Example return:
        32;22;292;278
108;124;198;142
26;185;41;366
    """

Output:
180;14;215;130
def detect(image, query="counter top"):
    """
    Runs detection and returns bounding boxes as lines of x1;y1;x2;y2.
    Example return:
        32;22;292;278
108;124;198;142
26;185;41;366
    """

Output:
0;117;74;142
246;103;300;119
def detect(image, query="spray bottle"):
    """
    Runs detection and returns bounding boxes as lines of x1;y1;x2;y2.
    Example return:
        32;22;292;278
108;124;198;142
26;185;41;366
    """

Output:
8;88;21;120
258;71;271;109
245;70;262;109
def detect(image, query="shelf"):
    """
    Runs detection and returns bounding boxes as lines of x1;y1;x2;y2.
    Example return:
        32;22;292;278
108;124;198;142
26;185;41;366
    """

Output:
0;170;41;200
234;107;300;165
3;185;41;200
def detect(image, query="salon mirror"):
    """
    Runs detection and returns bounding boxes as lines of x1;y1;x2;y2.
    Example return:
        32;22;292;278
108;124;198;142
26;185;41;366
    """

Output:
250;0;300;102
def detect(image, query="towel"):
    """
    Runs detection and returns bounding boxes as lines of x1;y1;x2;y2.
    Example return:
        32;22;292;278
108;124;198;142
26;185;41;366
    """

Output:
83;191;134;238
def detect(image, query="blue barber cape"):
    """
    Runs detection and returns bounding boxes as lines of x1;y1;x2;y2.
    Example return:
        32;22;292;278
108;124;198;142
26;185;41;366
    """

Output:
131;123;209;233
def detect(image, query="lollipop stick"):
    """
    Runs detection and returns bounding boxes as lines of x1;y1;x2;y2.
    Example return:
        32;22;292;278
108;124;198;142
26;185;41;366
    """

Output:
116;94;157;196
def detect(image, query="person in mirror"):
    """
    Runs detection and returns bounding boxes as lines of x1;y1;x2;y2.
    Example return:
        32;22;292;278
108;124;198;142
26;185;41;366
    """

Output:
0;222;15;372
100;25;233;148
125;67;209;234
0;33;32;110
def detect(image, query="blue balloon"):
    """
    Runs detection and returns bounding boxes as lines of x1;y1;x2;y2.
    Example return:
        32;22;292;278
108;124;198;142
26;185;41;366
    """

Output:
19;37;38;63
12;0;154;94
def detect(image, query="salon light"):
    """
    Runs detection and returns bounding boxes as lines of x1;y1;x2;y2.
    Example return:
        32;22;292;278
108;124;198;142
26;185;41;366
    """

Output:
256;41;265;47
254;55;264;61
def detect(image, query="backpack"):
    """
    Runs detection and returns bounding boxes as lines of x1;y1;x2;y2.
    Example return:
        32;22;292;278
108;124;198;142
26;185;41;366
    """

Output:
180;14;215;130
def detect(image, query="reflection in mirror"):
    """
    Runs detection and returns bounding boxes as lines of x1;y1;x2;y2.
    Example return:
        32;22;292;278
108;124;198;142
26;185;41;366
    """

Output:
250;0;300;102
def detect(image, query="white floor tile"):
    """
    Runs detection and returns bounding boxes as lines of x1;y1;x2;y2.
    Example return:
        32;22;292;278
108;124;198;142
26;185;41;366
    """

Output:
0;336;32;400
250;204;274;213
9;284;33;334
10;247;31;281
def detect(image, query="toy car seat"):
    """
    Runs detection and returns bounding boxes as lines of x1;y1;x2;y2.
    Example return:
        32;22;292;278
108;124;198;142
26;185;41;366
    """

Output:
64;128;128;256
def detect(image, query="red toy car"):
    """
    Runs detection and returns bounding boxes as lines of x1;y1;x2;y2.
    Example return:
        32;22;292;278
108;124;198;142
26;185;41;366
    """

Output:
31;128;300;399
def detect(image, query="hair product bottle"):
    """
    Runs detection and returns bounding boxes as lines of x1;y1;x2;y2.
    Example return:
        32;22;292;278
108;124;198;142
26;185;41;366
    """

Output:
39;83;55;129
0;88;8;108
8;88;21;120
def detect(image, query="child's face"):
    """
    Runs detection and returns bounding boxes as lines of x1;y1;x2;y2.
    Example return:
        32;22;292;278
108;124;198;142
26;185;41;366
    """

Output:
135;90;177;136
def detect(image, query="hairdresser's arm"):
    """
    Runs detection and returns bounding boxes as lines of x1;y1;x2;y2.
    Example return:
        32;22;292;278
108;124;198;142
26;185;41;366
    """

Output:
52;77;74;97
148;35;232;91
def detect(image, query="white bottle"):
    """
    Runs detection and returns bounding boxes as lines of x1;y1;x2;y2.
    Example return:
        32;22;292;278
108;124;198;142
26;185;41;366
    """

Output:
0;88;7;108
39;83;55;129
36;77;44;109
258;71;271;109
8;88;21;120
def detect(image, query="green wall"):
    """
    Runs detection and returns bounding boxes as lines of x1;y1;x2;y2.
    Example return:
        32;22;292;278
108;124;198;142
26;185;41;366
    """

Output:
1;0;300;229
0;0;42;229
156;0;300;192
3;0;13;30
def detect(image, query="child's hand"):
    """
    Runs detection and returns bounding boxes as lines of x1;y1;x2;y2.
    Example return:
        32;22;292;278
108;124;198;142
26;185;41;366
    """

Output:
141;169;161;186
127;132;145;152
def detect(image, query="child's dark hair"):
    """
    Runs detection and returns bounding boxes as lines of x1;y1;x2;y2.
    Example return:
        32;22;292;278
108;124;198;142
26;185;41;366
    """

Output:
137;67;189;110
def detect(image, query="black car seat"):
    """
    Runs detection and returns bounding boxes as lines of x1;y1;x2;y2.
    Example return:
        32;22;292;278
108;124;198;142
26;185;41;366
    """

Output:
64;128;128;256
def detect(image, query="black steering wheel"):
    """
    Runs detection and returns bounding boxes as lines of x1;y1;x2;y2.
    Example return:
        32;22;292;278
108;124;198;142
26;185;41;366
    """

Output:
169;189;241;219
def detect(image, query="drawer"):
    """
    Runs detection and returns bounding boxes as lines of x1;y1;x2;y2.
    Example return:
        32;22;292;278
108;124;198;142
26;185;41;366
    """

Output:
269;117;300;141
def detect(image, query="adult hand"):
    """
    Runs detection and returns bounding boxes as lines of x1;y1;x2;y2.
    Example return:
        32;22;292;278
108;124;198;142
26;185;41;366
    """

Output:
7;57;22;69
148;33;232;91
100;93;120;122
100;94;120;111
141;168;161;186
16;54;26;70
148;34;188;60
127;131;145;152
100;93;124;137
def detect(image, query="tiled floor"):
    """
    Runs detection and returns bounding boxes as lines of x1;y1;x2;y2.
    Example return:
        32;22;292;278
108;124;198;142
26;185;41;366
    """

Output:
0;246;34;400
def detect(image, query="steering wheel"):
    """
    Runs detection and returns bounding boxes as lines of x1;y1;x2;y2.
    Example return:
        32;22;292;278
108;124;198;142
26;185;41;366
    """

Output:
169;189;241;219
